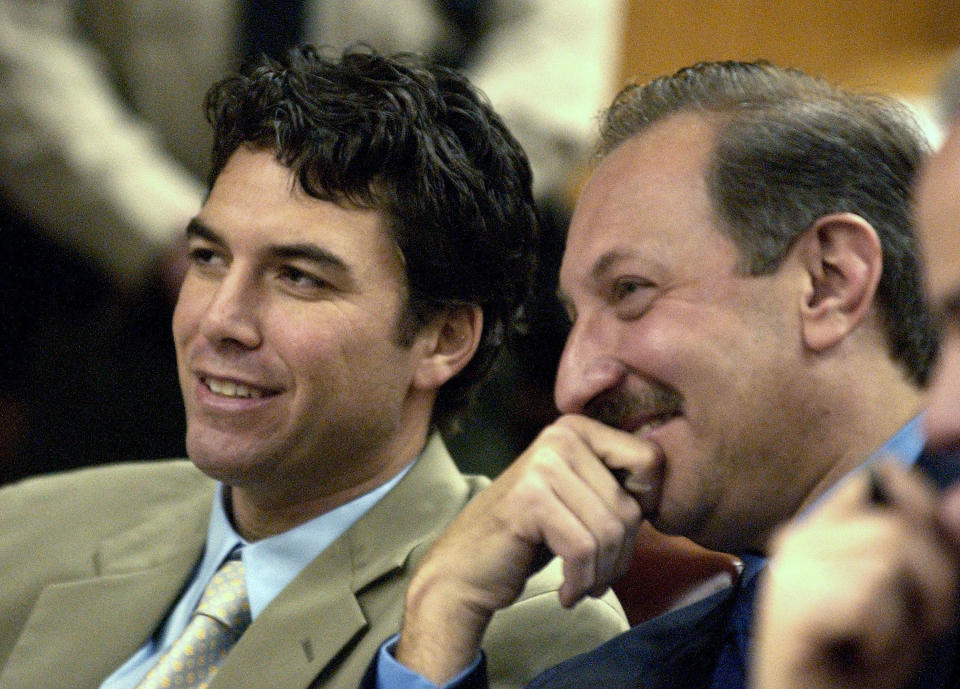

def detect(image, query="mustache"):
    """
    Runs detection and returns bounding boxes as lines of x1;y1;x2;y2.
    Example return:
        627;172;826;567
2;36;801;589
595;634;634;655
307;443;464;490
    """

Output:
584;384;683;430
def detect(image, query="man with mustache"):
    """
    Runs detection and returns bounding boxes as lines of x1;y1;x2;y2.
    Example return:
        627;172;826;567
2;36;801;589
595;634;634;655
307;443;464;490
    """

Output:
0;47;628;689
367;59;945;689
748;74;960;689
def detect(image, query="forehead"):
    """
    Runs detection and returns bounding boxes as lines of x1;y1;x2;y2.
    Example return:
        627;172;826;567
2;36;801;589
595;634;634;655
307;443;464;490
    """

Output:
201;147;401;270
560;112;736;290
916;121;960;303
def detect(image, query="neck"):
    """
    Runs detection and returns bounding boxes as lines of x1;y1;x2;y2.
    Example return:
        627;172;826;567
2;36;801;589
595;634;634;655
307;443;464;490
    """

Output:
776;375;924;548
228;428;431;541
794;380;925;519
733;361;926;555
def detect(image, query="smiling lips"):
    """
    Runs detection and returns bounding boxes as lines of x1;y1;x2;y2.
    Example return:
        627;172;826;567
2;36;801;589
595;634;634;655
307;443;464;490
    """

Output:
202;375;275;399
584;384;684;435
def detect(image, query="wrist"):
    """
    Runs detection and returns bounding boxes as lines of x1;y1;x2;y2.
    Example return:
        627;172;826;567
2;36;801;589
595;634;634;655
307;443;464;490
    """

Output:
396;562;494;685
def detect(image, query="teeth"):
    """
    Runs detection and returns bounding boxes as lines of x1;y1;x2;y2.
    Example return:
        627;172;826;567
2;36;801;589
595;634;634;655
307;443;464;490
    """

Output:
205;377;264;399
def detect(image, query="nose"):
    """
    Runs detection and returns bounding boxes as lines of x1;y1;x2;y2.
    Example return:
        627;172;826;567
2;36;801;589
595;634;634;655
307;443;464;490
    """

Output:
924;332;960;452
554;316;627;414
197;269;263;350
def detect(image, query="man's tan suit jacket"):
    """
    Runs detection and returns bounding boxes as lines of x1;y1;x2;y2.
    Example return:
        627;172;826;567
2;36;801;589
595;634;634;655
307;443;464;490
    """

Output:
0;434;627;689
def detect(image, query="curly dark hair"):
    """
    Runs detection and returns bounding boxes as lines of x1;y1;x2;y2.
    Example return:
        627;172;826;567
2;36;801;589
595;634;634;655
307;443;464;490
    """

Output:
203;45;539;432
598;60;937;386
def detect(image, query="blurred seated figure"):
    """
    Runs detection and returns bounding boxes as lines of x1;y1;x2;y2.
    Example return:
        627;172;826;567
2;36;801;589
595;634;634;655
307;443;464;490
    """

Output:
0;0;223;481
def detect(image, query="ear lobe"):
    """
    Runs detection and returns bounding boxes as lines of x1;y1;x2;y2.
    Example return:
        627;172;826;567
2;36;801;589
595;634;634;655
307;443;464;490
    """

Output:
412;305;483;391
797;213;883;352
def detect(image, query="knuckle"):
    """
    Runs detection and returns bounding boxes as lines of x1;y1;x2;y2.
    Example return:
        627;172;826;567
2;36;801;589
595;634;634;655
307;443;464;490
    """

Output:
595;519;626;549
566;532;599;564
617;496;643;525
526;446;563;476
536;421;581;453
509;472;551;511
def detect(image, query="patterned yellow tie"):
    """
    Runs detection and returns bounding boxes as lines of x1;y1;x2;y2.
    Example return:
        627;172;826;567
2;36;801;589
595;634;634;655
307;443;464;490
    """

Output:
134;557;251;689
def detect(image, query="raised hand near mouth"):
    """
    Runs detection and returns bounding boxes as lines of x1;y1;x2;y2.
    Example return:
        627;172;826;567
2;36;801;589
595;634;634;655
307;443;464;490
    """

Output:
395;414;662;685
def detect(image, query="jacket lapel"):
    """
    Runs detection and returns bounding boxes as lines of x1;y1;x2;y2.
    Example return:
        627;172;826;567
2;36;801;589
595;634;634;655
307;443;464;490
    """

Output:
209;434;480;689
209;536;368;689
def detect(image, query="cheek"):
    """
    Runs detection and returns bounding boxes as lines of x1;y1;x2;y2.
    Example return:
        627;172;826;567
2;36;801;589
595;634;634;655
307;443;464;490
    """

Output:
631;311;728;388
171;289;200;349
273;312;387;388
273;324;333;375
619;314;685;378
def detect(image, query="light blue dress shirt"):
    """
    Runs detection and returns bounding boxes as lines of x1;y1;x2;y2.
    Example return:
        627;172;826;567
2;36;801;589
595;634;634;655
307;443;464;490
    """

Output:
100;463;411;689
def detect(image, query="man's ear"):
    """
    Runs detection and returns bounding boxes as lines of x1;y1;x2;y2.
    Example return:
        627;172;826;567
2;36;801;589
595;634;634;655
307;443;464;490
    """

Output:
412;304;483;391
795;213;883;352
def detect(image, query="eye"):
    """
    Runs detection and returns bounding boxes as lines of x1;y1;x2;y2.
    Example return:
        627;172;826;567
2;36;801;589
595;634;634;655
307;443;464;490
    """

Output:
613;278;643;300
187;245;227;273
610;277;654;318
188;246;215;264
276;264;330;294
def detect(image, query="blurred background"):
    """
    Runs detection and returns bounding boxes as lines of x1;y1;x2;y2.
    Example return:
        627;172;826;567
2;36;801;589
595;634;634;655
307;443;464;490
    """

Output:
1;0;958;484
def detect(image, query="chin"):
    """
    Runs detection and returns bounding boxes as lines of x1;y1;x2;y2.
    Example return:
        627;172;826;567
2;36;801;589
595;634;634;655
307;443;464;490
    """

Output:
652;498;717;549
188;452;240;483
187;436;259;482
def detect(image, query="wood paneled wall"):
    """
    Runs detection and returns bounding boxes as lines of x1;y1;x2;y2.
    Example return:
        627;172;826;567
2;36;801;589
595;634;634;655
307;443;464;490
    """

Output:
618;1;960;98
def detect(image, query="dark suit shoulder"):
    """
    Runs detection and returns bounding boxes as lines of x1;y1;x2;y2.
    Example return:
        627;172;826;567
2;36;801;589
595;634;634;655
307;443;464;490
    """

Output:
527;586;735;689
916;448;960;491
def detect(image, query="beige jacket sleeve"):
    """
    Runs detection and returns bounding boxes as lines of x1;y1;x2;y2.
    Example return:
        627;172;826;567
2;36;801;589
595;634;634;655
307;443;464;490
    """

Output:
483;558;628;689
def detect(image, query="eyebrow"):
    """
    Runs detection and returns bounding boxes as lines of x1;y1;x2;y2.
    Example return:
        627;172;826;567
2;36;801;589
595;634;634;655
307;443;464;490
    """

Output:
591;249;637;282
269;243;349;274
555;250;633;315
185;218;350;274
185;218;221;245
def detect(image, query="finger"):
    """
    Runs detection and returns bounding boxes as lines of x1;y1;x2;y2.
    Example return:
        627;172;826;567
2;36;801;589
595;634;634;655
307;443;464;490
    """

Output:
869;463;960;629
756;479;960;689
898;517;960;639
563;454;645;598
793;517;957;670
526;419;653;531
868;460;940;523
543;418;650;588
802;459;937;527
523;442;641;605
522;473;616;607
554;414;664;515
499;416;654;605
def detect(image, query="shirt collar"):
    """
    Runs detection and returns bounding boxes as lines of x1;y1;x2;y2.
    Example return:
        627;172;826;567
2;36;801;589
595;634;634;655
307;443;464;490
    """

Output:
201;460;413;618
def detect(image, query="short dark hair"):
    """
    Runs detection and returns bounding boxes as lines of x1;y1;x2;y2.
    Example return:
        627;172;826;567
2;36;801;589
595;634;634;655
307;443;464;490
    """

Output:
598;60;937;386
204;45;539;431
